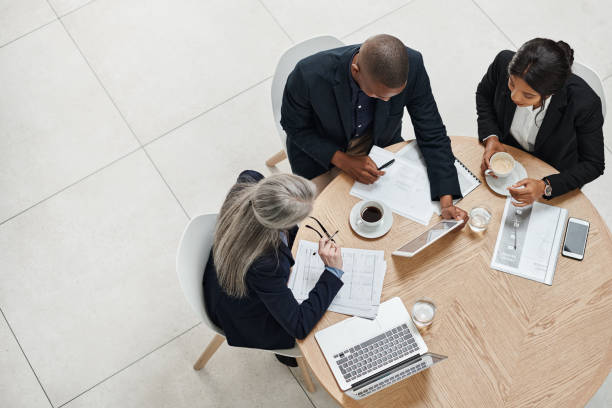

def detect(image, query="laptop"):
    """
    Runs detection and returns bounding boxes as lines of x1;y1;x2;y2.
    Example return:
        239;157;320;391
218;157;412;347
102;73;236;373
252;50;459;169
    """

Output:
315;297;446;399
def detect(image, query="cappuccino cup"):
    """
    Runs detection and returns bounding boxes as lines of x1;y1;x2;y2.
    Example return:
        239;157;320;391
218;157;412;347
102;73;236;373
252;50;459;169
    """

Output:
485;152;516;178
357;201;384;231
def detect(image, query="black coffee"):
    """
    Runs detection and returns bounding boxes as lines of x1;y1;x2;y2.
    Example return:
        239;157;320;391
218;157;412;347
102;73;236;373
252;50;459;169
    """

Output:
361;206;382;223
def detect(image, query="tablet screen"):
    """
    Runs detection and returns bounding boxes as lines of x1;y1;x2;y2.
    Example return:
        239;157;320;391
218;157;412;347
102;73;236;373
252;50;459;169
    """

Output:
397;220;461;254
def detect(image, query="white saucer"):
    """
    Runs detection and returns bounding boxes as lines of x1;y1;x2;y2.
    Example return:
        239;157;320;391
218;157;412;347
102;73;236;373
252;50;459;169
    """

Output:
349;201;393;239
485;162;528;196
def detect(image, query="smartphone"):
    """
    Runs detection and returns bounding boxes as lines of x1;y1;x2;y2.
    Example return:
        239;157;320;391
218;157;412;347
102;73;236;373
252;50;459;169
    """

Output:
562;217;590;261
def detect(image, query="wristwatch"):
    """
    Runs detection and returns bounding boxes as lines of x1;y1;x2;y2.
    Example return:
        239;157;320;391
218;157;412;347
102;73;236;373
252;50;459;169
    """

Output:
543;178;552;197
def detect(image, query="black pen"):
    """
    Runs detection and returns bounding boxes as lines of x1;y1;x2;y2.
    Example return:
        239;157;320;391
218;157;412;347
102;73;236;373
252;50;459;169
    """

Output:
377;159;395;171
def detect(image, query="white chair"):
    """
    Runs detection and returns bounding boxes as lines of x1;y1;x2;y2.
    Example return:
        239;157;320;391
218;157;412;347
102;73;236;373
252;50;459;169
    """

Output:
573;61;607;119
265;35;345;167
176;214;316;392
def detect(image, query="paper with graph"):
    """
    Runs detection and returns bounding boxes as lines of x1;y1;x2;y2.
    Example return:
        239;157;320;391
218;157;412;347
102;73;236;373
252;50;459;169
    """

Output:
491;198;567;285
288;240;387;319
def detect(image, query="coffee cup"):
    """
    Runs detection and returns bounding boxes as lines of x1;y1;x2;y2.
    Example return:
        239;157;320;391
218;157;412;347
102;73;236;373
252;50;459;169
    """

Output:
357;201;384;231
485;152;516;178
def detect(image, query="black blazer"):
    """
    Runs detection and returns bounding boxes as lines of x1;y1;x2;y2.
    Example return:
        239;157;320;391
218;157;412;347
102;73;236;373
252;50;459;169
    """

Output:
281;45;461;200
202;171;343;350
476;50;605;198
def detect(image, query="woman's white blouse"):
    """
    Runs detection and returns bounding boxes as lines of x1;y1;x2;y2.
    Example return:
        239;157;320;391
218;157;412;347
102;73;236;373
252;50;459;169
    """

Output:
509;96;553;152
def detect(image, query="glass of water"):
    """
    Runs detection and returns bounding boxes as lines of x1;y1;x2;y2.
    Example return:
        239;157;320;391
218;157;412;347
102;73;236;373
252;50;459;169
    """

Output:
468;205;492;232
411;298;436;328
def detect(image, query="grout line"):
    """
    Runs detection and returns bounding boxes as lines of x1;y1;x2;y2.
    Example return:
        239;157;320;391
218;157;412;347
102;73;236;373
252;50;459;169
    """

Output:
602;73;612;82
58;0;99;18
53;12;143;147
287;366;317;408
0;147;141;227
56;322;202;408
142;75;272;148
0;307;54;408
257;0;294;44
142;148;191;219
340;0;417;40
54;9;191;220
605;144;612;155
470;0;517;49
0;18;58;49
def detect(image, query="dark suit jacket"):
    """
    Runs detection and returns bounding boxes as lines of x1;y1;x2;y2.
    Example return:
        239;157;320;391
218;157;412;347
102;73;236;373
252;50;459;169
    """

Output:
202;171;343;350
281;45;461;200
476;50;605;198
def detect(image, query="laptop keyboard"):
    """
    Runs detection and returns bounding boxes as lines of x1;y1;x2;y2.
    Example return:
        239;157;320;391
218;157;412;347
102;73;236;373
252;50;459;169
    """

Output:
332;324;419;383
355;360;428;398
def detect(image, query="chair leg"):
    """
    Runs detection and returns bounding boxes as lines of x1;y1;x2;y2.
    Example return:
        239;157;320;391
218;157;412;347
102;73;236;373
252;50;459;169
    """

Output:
265;150;287;167
193;333;225;371
296;356;316;393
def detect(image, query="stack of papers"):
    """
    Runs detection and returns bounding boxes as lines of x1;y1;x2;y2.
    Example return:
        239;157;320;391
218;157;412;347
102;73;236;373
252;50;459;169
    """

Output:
350;143;481;224
491;198;568;285
288;240;386;319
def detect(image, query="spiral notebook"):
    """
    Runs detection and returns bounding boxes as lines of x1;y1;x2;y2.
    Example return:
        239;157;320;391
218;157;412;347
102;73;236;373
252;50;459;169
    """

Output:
393;143;481;214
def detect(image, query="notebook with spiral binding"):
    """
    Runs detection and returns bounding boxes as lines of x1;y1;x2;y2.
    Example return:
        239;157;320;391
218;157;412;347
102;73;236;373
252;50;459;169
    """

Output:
431;157;481;214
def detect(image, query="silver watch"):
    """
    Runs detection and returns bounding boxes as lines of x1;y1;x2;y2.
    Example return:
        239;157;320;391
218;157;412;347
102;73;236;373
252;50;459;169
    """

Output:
543;178;552;197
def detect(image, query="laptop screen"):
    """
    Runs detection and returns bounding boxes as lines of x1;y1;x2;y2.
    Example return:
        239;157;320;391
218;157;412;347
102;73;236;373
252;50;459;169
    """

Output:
346;353;447;400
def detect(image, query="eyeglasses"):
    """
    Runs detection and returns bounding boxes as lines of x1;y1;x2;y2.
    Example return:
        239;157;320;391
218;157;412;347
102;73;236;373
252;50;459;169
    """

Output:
305;216;338;243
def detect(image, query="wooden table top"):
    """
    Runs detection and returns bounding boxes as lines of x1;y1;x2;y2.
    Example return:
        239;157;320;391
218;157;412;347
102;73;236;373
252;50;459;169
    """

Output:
293;136;612;408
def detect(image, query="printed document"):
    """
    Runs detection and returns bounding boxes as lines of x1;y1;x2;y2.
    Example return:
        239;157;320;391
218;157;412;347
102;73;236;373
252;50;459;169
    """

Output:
350;146;433;224
350;143;481;224
288;240;387;319
491;198;567;285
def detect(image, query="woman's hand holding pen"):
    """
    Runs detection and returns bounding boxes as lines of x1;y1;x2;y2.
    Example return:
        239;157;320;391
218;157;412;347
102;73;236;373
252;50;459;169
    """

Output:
318;237;343;270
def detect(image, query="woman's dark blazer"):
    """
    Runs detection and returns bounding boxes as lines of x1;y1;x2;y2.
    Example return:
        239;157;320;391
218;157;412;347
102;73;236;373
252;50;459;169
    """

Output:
476;50;605;198
202;170;343;350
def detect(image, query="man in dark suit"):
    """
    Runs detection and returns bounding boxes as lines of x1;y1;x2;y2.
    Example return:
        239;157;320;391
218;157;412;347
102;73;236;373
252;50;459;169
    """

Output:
281;34;468;223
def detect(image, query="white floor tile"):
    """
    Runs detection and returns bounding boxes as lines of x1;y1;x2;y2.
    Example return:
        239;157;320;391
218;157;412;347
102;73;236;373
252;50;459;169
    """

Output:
146;79;291;216
475;0;612;79
289;365;340;408
0;0;55;47
586;368;612;408
62;0;292;143
0;316;50;408
62;325;313;408
260;0;410;43
0;21;139;223
49;0;91;16
0;151;197;406
343;0;514;140
582;147;612;231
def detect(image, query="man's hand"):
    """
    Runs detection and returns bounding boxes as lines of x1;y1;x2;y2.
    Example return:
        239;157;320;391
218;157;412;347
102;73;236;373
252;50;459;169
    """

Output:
481;136;506;176
507;178;546;206
331;151;385;184
440;194;468;229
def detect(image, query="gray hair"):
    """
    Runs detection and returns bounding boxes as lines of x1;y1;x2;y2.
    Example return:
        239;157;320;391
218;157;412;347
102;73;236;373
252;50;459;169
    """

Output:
213;174;316;298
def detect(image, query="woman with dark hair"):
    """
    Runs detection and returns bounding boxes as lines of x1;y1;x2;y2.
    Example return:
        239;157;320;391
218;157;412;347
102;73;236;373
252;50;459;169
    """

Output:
476;38;605;205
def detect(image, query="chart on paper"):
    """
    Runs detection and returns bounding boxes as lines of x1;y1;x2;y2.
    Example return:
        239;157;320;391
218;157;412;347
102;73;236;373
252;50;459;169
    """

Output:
288;240;387;318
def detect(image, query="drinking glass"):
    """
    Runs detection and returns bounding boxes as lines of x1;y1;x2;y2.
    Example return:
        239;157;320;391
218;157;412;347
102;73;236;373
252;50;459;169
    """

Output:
469;205;492;232
411;298;436;328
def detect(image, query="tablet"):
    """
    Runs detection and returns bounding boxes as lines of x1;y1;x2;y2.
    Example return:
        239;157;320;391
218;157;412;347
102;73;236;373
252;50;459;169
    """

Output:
392;220;463;258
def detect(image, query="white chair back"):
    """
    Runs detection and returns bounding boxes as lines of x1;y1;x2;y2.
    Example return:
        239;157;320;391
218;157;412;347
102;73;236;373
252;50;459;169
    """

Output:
271;36;345;151
573;61;607;118
176;213;224;335
176;213;301;357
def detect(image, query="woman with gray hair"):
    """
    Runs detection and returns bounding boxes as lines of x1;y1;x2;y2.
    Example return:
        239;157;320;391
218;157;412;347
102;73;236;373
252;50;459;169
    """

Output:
203;170;344;366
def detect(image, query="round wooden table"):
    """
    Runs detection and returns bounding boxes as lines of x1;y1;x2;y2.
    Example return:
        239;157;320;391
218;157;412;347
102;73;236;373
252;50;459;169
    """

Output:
293;137;612;408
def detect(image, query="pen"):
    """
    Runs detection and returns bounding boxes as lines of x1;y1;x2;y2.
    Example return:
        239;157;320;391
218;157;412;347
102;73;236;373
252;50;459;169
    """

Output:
377;159;395;171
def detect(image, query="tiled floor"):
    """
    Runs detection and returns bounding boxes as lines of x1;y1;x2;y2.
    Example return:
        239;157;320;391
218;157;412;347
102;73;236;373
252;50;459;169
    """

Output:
1;1;610;407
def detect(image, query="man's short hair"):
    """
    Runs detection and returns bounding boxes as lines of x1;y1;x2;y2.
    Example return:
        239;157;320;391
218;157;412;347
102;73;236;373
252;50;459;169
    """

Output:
360;34;409;88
